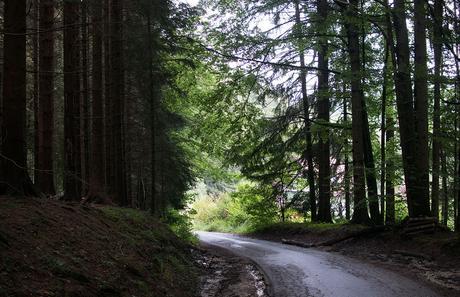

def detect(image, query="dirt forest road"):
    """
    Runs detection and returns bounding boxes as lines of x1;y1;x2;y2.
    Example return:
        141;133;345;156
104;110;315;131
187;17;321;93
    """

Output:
197;231;443;297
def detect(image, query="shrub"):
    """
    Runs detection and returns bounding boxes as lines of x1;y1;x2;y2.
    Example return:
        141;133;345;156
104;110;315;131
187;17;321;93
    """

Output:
191;182;278;233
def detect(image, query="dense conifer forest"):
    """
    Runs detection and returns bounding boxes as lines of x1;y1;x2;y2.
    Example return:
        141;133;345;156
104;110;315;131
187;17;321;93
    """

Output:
0;0;460;296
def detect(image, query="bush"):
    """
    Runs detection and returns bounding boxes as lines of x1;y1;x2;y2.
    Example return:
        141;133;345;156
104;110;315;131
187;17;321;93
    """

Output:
191;182;278;233
162;209;198;245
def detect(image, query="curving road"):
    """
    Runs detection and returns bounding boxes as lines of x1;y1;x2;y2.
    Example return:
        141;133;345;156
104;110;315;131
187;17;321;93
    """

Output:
197;231;441;297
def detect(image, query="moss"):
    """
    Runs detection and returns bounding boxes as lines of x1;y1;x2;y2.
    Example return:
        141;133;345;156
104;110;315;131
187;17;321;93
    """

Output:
43;256;90;283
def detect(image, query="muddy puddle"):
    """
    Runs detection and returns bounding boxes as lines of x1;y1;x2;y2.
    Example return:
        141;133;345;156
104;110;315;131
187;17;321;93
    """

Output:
194;247;269;297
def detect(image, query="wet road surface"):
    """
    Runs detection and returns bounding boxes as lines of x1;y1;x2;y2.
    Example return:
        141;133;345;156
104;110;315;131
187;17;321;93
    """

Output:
197;231;441;297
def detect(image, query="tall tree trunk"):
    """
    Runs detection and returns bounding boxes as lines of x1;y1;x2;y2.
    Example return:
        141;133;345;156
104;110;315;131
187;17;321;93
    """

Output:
344;86;351;221
110;0;128;206
295;0;316;222
81;0;90;196
385;114;396;225
147;6;158;216
104;0;112;194
64;0;82;201
343;0;370;224
0;0;37;196
362;100;380;224
380;44;389;224
383;0;397;225
317;0;332;223
360;0;380;225
87;0;106;201
37;0;56;196
441;149;448;226
33;0;39;186
455;0;460;234
457;137;460;232
392;0;419;216
432;0;443;221
413;0;431;217
455;120;459;231
125;75;133;206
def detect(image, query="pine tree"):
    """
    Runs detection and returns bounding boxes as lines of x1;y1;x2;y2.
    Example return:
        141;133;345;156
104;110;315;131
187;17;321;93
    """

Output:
0;0;38;196
63;0;82;201
316;0;332;223
36;0;56;196
87;0;106;201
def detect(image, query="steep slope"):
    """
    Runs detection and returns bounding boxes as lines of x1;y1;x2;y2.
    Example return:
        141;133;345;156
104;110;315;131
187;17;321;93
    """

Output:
0;197;198;297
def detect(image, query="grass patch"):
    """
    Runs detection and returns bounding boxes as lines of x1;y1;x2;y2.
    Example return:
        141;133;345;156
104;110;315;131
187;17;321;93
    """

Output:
252;222;350;234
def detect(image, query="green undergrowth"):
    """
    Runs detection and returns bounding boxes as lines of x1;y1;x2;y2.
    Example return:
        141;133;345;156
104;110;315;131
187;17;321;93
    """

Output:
190;182;365;234
101;206;198;245
191;183;278;233
250;221;366;235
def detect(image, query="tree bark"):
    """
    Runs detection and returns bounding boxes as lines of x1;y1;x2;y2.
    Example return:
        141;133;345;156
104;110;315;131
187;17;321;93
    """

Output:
360;0;380;225
33;0;39;186
0;0;38;196
455;120;459;231
413;0;431;217
344;86;351;221
454;0;459;234
362;99;380;224
344;0;370;224
385;115;395;225
432;0;443;221
316;0;332;223
147;6;158;216
110;0;128;206
87;0;106;201
37;0;56;196
441;149;448;226
380;44;389;224
457;137;460;232
64;0;82;201
81;0;90;196
392;0;419;216
104;0;112;193
383;0;397;226
295;0;317;222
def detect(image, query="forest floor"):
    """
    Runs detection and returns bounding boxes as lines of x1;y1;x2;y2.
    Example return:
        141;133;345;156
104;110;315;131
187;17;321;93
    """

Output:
0;197;201;297
250;222;460;296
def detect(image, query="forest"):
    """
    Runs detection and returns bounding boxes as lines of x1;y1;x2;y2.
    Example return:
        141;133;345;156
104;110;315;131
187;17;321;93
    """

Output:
0;0;459;296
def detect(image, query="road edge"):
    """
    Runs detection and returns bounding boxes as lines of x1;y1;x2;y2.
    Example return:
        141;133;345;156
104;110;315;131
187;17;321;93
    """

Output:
198;241;274;297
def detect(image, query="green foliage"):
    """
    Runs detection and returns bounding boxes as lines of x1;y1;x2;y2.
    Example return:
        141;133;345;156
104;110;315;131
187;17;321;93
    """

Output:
123;0;199;214
192;182;278;233
162;208;198;245
229;183;278;227
394;197;409;223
